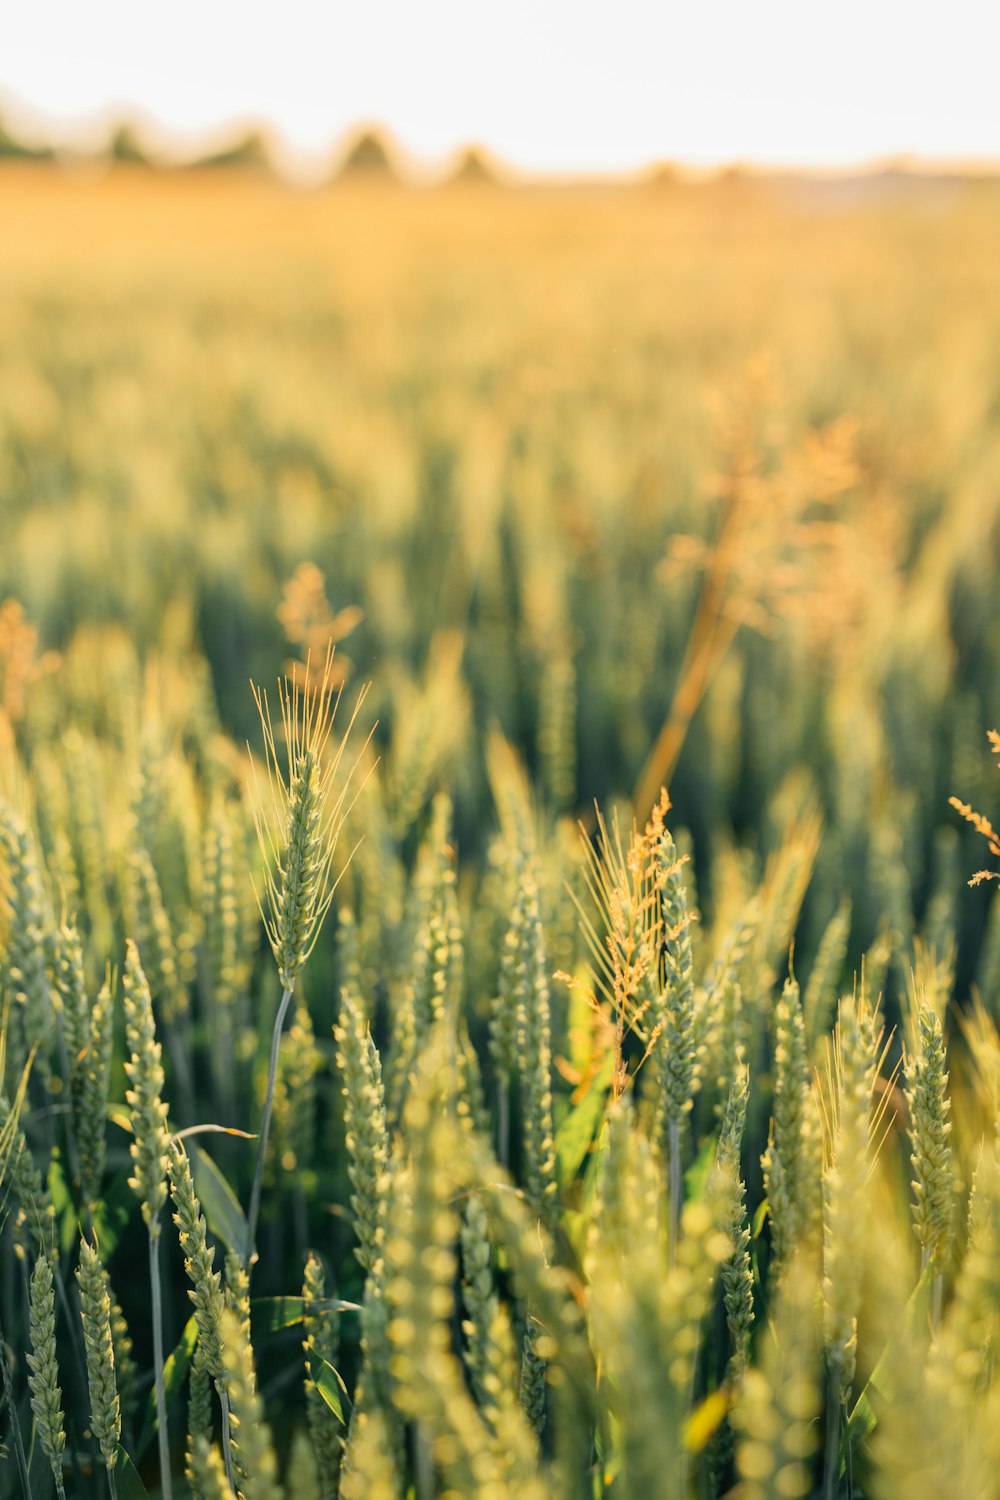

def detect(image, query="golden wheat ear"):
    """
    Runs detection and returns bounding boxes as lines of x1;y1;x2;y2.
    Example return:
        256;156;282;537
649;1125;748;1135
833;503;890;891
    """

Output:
950;729;1000;885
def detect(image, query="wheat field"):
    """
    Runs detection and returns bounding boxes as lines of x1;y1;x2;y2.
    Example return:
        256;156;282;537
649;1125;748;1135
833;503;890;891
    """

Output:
1;164;1000;1499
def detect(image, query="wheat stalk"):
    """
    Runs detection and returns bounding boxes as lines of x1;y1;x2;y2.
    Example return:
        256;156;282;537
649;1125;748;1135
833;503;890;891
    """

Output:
246;646;368;1270
122;939;172;1500
302;1252;341;1499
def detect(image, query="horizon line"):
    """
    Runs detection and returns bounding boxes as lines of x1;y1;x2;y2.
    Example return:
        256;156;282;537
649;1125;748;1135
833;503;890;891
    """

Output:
3;93;1000;187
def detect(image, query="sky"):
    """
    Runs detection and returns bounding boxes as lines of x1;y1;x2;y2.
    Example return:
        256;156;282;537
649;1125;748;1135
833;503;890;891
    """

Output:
2;0;999;178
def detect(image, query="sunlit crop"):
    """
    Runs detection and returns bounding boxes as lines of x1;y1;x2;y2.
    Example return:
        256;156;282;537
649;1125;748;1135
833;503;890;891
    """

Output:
1;166;999;1499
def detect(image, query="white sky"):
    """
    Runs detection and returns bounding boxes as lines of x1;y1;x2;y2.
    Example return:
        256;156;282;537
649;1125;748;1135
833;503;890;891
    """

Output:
2;0;999;176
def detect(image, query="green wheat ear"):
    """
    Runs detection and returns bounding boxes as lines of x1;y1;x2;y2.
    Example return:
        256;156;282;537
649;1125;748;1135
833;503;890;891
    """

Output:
734;1260;821;1500
76;1237;121;1475
715;1061;754;1377
52;921;88;1090
122;939;173;1500
220;1306;283;1500
245;650;370;1271
302;1252;341;1498
762;978;808;1280
507;858;557;1438
249;648;369;990
77;971;115;1205
340;1408;402;1500
26;1252;67;1500
186;1351;214;1498
188;1434;232;1500
906;1005;955;1275
656;827;699;1129
223;1251;252;1355
0;1087;57;1254
823;997;873;1405
0;803;55;1068
334;986;390;1277
168;1140;225;1380
122;940;170;1229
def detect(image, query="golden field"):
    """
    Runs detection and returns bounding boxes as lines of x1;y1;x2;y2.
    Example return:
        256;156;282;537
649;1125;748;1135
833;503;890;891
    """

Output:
0;162;999;1499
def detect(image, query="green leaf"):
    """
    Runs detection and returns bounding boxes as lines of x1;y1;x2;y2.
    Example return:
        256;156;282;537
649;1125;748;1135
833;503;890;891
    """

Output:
192;1146;249;1261
114;1445;151;1499
307;1348;350;1424
846;1388;877;1460
90;1172;137;1260
751;1199;769;1238
598;1410;623;1486
841;1261;934;1475
252;1295;362;1337
108;1104;134;1136
684;1388;729;1453
555;1059;612;1189
48;1147;75;1255
684;1136;717;1203
253;1295;309;1335
564;975;596;1078
136;1314;198;1460
0;1046;33;1235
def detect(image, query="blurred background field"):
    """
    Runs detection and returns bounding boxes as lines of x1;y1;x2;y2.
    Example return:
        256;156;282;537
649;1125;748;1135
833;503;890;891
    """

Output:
3;152;1000;1499
2;163;999;984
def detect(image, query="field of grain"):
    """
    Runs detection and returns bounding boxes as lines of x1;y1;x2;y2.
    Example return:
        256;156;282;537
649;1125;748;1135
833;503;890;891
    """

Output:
1;165;999;1499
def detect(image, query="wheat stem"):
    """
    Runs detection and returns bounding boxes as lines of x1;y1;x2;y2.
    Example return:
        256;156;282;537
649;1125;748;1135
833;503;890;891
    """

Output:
149;1224;173;1500
247;984;295;1269
823;1375;840;1500
496;1079;510;1170
932;1271;944;1332
219;1388;237;1493
414;1426;434;1500
668;1116;682;1265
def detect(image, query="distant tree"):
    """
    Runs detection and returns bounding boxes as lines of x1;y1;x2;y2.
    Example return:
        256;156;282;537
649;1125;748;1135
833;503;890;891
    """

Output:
645;161;680;189
188;129;272;173
337;128;397;178
0;115;53;161
108;123;150;166
446;146;498;186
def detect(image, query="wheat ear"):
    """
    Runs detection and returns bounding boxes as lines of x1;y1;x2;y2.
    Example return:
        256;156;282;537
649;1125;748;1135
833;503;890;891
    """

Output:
220;1305;283;1500
302;1252;341;1498
246;648;367;1269
76;1238;121;1497
27;1252;67;1500
906;1005;955;1325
